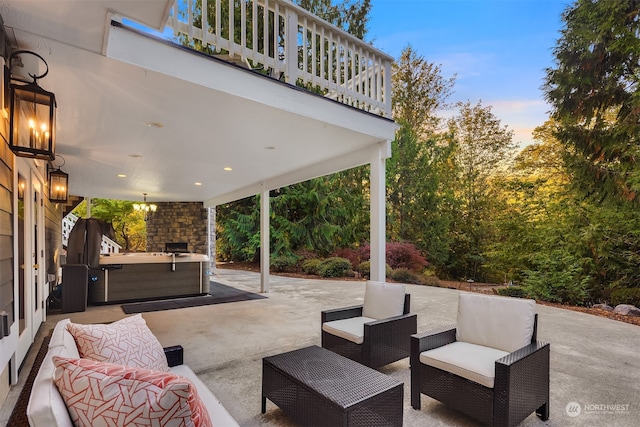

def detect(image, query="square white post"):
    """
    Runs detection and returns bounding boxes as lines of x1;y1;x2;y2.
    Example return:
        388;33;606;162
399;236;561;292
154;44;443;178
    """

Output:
260;184;270;292
370;141;391;281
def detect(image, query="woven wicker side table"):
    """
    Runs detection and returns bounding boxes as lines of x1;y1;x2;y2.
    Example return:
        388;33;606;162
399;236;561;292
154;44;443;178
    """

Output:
262;345;403;426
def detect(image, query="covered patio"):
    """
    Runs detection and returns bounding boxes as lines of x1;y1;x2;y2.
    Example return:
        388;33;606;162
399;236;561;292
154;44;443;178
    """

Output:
1;269;637;426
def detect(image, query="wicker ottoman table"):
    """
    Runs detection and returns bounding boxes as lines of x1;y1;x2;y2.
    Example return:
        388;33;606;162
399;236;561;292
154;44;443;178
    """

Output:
262;345;403;426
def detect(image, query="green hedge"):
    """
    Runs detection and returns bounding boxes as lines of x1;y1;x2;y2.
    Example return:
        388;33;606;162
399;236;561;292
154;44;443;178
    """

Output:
318;257;353;278
609;288;640;307
495;286;528;299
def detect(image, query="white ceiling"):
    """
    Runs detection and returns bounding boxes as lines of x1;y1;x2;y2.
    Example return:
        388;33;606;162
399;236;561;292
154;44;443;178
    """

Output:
0;0;397;206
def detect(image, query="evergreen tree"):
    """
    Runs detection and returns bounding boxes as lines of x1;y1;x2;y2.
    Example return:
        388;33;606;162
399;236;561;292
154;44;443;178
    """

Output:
544;0;640;203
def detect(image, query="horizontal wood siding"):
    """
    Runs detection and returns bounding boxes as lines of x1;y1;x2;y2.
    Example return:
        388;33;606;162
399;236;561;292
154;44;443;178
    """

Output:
0;140;14;327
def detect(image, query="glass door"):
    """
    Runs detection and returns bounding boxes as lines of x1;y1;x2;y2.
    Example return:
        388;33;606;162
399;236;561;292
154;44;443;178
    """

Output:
15;164;46;366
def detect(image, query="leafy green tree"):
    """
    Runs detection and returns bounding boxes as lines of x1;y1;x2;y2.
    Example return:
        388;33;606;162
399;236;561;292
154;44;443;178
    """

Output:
387;46;456;272
392;46;455;138
446;101;516;280
544;0;640;203
296;0;371;39
216;196;261;262
71;199;146;251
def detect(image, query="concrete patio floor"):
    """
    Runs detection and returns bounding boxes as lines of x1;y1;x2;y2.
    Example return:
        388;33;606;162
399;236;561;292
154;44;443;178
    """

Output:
2;269;638;426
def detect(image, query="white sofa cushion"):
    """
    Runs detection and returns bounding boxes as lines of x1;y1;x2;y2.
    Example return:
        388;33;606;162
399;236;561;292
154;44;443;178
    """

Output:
456;293;536;352
53;357;213;427
171;365;240;427
362;281;406;320
27;344;77;427
67;314;170;372
322;316;377;344
49;319;77;351
420;341;509;388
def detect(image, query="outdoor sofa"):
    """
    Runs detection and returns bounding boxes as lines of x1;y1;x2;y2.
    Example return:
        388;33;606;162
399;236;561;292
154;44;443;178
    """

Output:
25;316;239;427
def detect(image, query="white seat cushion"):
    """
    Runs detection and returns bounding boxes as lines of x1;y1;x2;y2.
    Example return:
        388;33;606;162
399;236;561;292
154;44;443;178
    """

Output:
420;341;509;388
456;293;536;352
27;346;76;427
171;365;240;427
322;316;377;344
362;281;406;320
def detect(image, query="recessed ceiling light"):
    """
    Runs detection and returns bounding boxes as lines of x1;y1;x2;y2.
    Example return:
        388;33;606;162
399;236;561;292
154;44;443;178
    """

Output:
118;174;127;178
194;182;202;186
224;167;232;171
129;154;142;159
146;122;164;128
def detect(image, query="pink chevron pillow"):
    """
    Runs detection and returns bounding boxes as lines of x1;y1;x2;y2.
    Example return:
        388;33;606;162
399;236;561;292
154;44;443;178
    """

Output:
53;357;212;427
66;314;169;372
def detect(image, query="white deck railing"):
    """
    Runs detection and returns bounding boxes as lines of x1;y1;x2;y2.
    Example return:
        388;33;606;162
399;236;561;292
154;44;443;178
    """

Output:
62;213;121;254
166;0;393;117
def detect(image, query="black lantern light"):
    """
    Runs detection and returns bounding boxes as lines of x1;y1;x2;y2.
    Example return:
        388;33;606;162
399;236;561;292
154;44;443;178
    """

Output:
48;156;69;203
9;50;57;161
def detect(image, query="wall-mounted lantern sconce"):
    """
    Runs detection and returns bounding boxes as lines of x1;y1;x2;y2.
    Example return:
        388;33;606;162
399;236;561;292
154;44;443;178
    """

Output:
17;174;26;200
48;156;69;203
9;50;57;161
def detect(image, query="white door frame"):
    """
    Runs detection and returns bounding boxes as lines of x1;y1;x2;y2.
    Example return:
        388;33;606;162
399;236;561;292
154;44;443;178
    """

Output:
14;159;46;368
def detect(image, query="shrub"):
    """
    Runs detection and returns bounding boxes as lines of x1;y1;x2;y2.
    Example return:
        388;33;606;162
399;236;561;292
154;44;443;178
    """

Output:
496;286;528;299
357;261;392;279
318;257;353;278
609;288;640;307
332;248;362;269
420;275;440;286
389;268;423;285
270;255;299;272
522;250;590;305
301;258;322;275
386;242;428;271
358;242;428;273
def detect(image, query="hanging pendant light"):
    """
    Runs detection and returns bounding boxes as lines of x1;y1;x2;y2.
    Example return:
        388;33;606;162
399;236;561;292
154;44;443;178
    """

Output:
133;193;157;221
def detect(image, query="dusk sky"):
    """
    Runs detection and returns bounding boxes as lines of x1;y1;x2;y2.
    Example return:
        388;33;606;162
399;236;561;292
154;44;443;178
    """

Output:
367;0;572;146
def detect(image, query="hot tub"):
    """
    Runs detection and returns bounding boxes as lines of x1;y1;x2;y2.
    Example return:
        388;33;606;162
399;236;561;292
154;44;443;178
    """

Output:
89;252;210;303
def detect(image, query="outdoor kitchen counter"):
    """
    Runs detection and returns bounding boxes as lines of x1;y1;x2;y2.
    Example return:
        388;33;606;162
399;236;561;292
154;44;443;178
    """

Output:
89;253;210;303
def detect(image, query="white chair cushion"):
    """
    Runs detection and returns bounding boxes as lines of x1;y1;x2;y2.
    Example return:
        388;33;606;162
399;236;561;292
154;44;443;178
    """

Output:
322;316;377;344
456;293;536;352
362;281;406;320
420;341;509;388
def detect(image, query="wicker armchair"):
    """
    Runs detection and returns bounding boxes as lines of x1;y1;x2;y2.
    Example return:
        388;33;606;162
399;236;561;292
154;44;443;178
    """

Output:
321;281;417;368
411;293;549;427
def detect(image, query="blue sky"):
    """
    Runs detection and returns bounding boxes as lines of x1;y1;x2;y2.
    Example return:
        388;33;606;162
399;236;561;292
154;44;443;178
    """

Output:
366;0;572;146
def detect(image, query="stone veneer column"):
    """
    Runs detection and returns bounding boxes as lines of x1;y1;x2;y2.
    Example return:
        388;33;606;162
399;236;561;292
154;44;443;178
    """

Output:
145;202;208;254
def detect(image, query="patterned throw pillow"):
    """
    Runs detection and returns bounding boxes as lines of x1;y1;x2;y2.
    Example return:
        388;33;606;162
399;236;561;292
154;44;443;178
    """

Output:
66;314;170;372
53;357;212;427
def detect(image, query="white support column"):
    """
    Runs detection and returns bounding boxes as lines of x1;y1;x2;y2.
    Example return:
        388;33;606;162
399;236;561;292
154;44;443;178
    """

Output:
207;206;216;277
370;141;391;282
260;184;270;292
